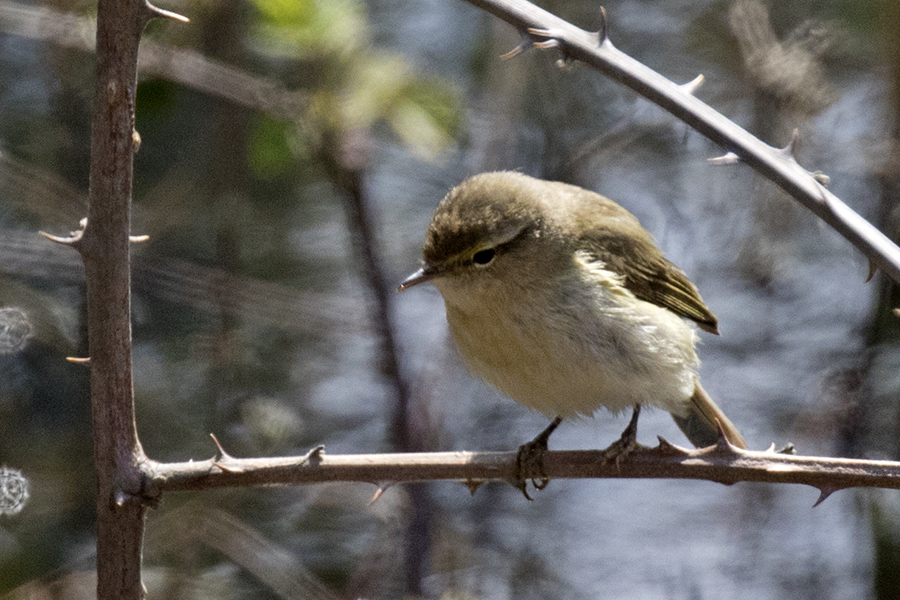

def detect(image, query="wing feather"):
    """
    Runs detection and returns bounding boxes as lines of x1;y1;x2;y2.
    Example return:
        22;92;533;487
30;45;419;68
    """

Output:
573;198;719;334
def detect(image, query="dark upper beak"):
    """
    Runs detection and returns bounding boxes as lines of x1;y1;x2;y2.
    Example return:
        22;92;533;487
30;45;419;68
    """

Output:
398;265;439;291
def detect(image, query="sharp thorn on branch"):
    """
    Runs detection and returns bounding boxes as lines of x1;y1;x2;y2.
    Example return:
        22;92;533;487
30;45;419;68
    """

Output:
132;130;141;153
598;6;608;44
145;1;189;23
778;128;800;159
893;308;900;318
708;151;741;165
115;490;128;507
130;234;150;243
679;74;705;95
212;461;239;473
39;229;84;247
39;230;79;245
655;436;691;456
500;35;533;60
301;444;325;465
369;482;395;505
39;217;87;248
777;443;796;455
710;418;741;456
811;170;831;188
812;487;840;507
209;433;233;462
66;356;91;366
533;38;560;50
810;175;833;210
527;27;560;50
715;418;729;445
527;26;551;37
866;259;878;283
463;479;484;496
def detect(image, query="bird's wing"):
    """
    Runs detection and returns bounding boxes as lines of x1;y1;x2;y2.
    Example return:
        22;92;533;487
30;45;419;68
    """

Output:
577;212;719;335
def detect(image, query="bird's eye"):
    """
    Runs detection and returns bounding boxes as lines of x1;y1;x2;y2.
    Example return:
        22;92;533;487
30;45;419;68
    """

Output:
472;248;496;266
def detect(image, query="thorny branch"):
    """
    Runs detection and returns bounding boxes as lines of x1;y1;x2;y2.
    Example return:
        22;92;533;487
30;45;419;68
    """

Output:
463;0;900;284
150;434;900;506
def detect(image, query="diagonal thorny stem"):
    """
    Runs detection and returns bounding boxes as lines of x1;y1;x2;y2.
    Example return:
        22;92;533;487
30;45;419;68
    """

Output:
462;0;900;284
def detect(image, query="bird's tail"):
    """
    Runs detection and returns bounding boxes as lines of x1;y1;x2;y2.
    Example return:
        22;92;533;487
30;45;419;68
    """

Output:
670;379;747;449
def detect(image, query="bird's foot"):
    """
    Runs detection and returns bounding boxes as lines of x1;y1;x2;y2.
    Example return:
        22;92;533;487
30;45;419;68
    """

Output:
601;405;643;468
513;416;562;500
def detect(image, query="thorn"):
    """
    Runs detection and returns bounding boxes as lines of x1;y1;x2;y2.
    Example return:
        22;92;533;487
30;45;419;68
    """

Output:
598;6;608;44
115;490;128;507
715;418;729;445
710;418;741;455
130;235;150;243
369;482;394;505
39;229;84;247
301;444;325;465
655;436;691;456
779;128;800;159
463;479;484;496
767;442;795;454
210;433;233;462
145;1;189;23
811;170;830;187
777;443;796;455
212;461;239;473
812;175;832;208
132;130;141;153
812;487;839;507
708;151;741;165
66;356;91;366
527;27;560;50
679;74;705;95
866;259;877;283
893;308;900;318
39;217;87;248
500;35;532;60
533;38;560;50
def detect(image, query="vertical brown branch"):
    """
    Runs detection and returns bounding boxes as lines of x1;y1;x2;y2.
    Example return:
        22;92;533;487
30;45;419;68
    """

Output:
83;0;151;597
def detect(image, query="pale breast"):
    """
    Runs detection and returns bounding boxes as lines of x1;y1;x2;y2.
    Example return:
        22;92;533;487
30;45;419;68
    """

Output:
443;266;700;418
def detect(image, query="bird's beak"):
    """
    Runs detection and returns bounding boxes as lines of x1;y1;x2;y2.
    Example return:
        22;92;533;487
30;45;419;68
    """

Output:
398;265;439;291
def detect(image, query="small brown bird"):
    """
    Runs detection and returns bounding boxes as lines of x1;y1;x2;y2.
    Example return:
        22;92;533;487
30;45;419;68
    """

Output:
400;172;746;489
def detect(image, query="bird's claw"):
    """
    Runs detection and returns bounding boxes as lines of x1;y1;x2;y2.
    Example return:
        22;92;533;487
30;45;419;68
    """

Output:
514;437;550;500
601;405;642;468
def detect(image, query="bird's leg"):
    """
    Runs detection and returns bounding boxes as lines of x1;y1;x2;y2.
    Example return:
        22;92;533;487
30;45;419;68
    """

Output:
514;416;562;500
601;405;642;466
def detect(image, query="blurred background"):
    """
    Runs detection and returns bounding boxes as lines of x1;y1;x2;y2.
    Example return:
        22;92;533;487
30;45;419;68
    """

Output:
1;0;900;598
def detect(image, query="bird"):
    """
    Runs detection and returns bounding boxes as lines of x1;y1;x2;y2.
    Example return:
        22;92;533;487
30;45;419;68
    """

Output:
399;171;746;495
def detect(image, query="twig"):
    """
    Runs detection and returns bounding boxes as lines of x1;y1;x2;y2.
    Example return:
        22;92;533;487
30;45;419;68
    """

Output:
148;437;900;504
461;0;900;284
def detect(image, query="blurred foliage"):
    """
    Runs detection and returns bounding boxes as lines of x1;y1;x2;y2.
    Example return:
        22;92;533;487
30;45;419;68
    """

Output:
249;0;460;159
